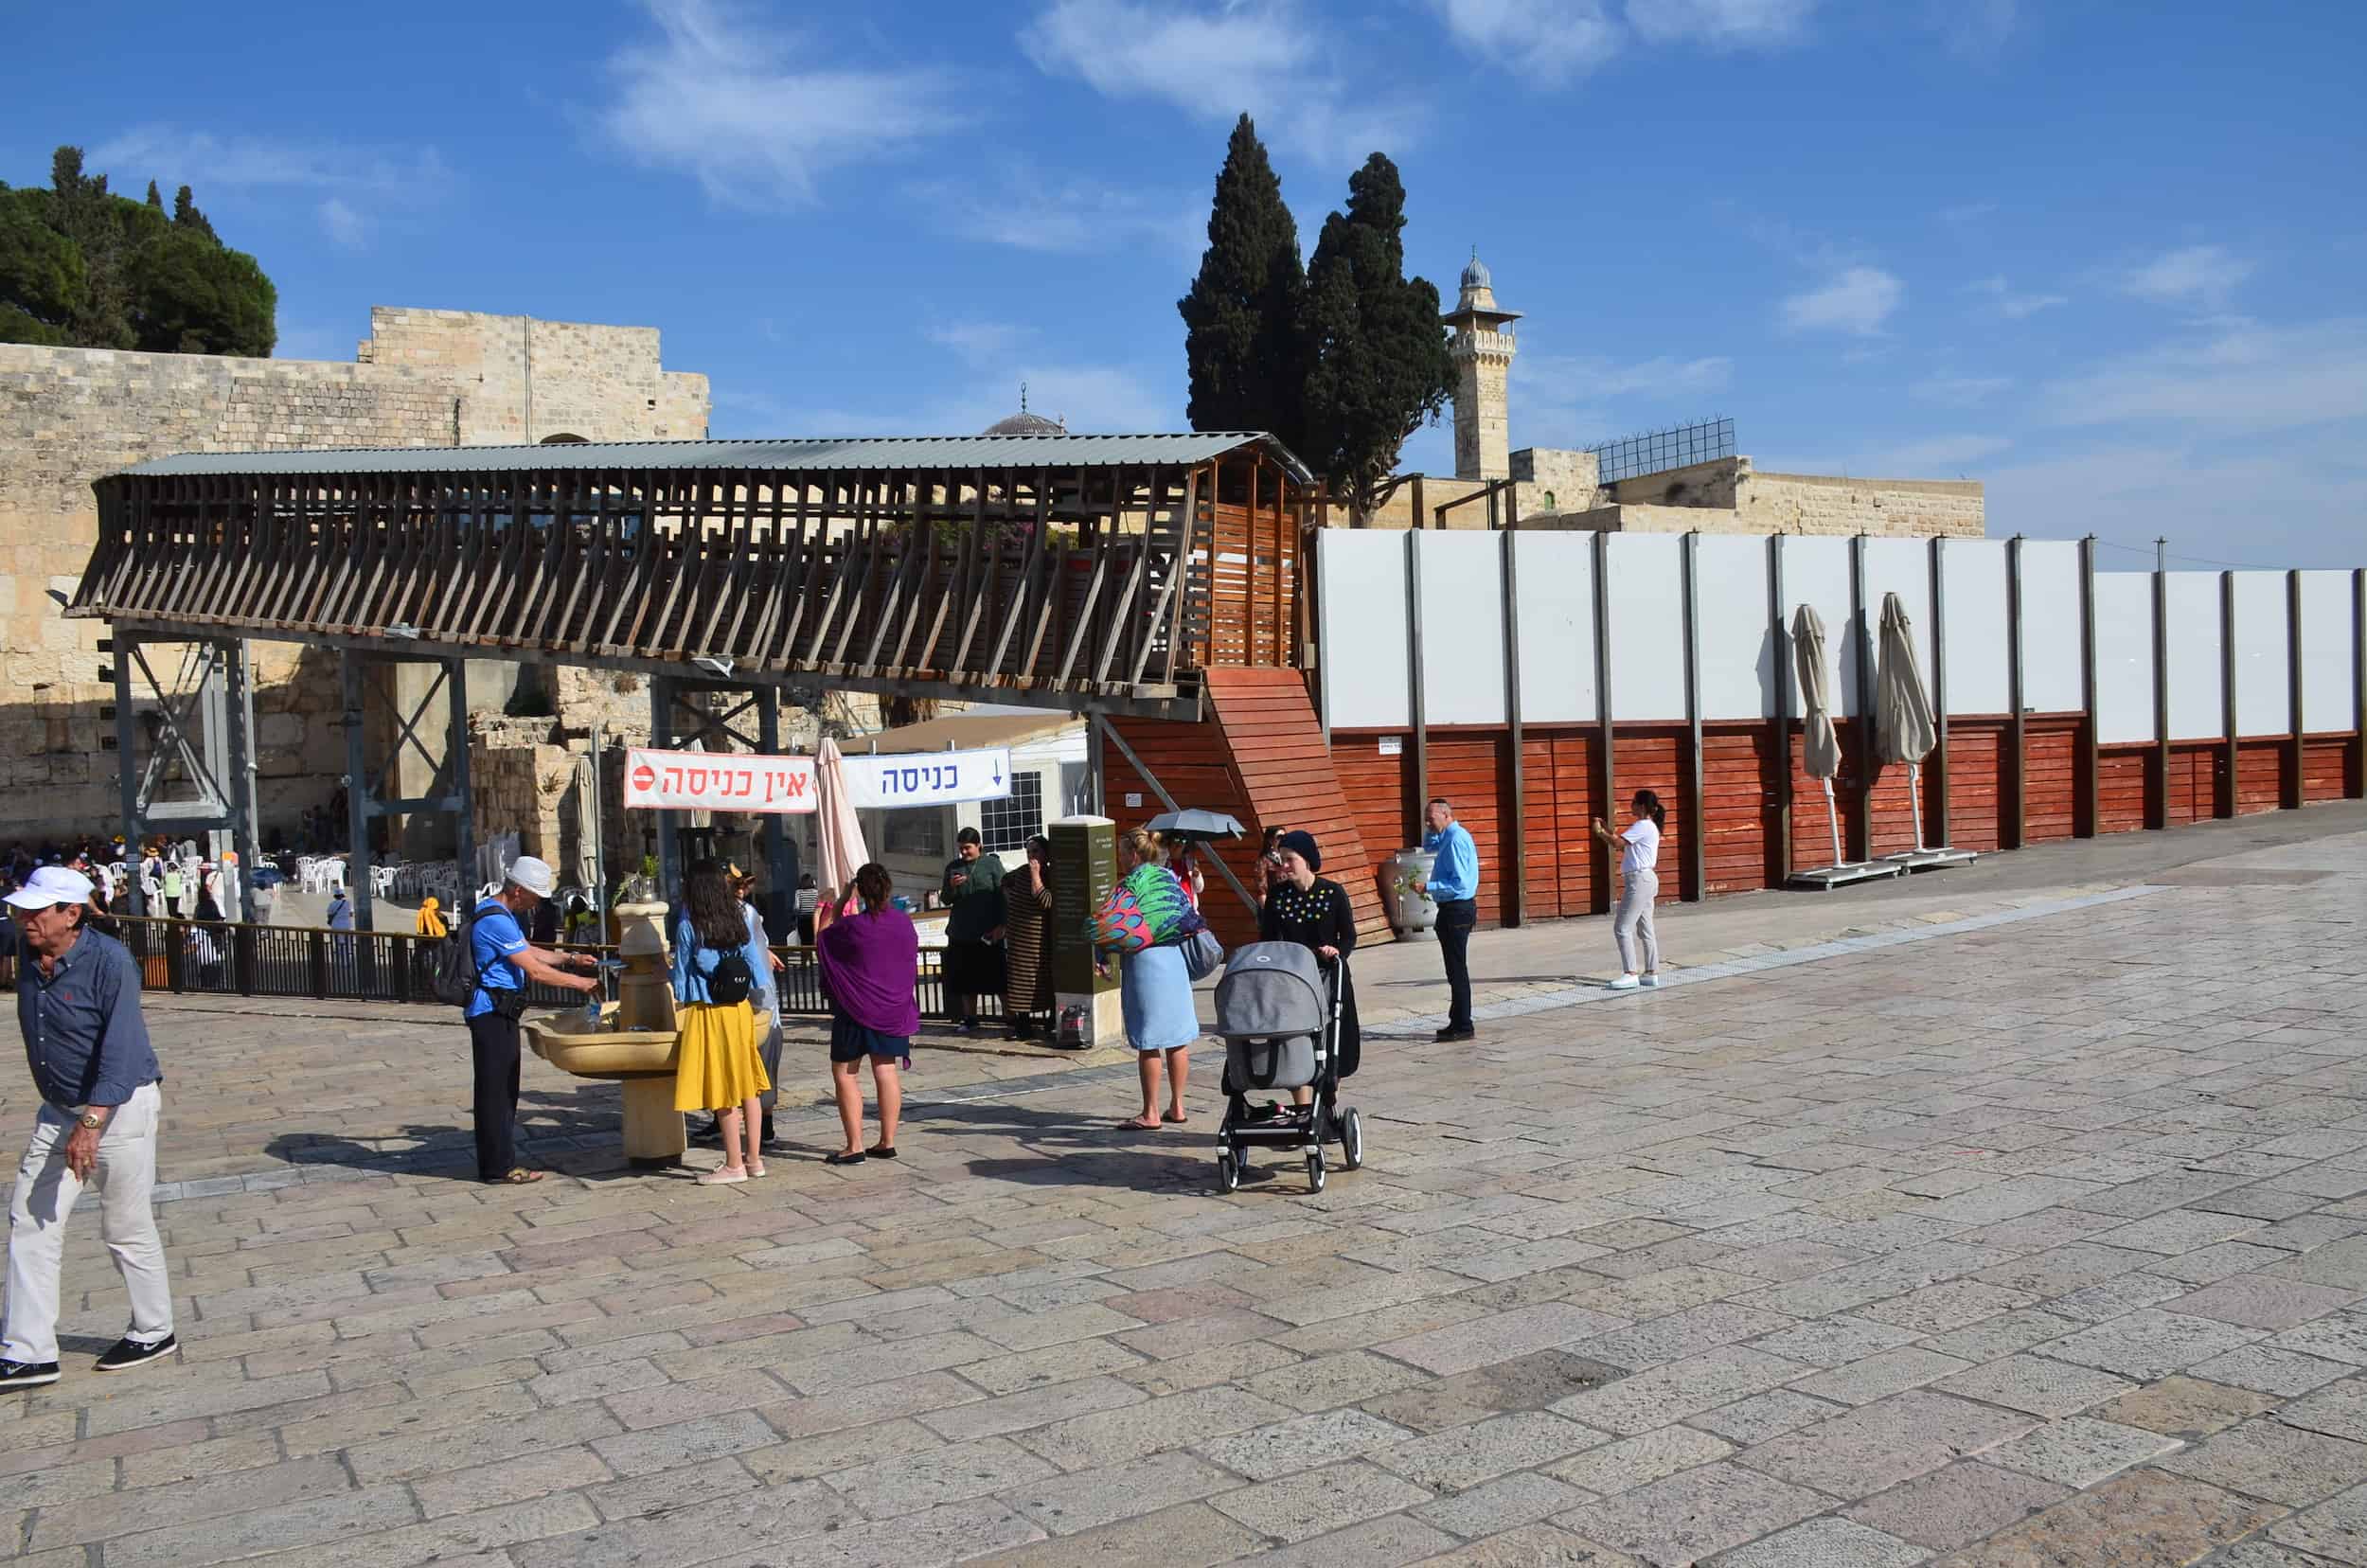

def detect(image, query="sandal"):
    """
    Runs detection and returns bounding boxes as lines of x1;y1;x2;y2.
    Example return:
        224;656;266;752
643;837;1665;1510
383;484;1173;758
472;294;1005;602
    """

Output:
484;1167;546;1185
826;1150;866;1166
866;1145;898;1160
1118;1115;1162;1131
1162;1111;1188;1125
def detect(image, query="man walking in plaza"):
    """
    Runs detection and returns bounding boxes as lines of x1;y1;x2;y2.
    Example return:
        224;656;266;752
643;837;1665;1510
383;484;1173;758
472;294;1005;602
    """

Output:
465;857;599;1185
1;866;175;1387
940;828;1005;1035
1415;797;1480;1042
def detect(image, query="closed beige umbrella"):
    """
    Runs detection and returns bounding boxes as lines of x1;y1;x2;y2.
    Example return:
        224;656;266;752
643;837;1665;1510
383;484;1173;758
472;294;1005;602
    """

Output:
813;736;869;905
1875;592;1940;852
1791;603;1845;868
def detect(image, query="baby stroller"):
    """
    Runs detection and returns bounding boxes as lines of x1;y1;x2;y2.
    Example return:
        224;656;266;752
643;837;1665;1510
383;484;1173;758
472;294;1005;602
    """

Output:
1212;941;1363;1194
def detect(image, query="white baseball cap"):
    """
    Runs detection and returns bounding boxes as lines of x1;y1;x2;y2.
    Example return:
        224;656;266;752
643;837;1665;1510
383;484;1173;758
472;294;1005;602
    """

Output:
6;866;96;911
506;856;558;899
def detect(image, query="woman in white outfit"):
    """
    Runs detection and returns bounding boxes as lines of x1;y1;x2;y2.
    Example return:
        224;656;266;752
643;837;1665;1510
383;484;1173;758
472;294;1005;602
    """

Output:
1592;790;1665;990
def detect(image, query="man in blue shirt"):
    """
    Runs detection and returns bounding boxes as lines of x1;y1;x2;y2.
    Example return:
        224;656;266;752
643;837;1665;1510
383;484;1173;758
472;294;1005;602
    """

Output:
465;856;598;1185
2;866;174;1386
1414;797;1481;1042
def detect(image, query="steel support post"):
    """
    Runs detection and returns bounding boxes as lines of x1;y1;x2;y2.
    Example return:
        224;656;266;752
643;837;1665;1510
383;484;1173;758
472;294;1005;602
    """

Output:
1929;539;1952;849
2078;537;2099;838
756;686;794;933
2152;562;2171;829
2006;536;2027;849
112;633;143;916
1681;531;1705;901
1405;529;1429;847
2222;572;2240;819
224;641;262;923
2287;571;2305;811
1592;529;1616;916
1501;529;1526;926
341;652;376;932
1848;535;1874;863
1770;535;1794;882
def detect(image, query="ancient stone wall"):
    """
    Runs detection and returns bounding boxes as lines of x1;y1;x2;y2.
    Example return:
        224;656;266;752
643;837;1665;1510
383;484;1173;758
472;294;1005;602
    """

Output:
1608;457;1984;539
0;307;710;843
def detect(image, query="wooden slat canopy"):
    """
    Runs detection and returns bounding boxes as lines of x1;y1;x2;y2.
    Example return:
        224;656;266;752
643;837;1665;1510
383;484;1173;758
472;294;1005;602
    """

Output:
68;435;1314;719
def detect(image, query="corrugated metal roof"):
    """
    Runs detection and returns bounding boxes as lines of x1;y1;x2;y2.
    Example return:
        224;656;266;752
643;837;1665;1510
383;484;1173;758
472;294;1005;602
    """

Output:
114;432;1313;484
845;711;1083;754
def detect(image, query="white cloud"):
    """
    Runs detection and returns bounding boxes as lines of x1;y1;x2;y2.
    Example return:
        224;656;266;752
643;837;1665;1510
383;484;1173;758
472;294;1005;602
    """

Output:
1780;266;1903;335
928;322;1033;368
2122;244;2255;308
1912;372;2013;406
317;198;368;249
1965;276;2068;319
715;360;1175;438
1984;439;2367;571
603;0;967;207
89;129;450;200
1931;0;2016;58
1428;0;1622;85
2045;317;2367;433
1627;0;1816;47
914;171;1201;258
1937;201;1998;225
1022;0;1413;164
1861;433;2011;472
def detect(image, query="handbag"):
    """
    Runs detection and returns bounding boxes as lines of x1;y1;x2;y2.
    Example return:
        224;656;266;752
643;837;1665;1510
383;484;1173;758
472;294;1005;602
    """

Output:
1181;928;1224;982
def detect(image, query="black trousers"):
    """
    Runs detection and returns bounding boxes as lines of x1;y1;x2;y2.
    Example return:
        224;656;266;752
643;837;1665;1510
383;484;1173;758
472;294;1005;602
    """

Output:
467;1011;523;1179
1436;899;1477;1030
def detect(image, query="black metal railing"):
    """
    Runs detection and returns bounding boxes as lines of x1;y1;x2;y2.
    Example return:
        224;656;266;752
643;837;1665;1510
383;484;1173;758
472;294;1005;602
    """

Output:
1588;416;1735;485
2;917;1002;1022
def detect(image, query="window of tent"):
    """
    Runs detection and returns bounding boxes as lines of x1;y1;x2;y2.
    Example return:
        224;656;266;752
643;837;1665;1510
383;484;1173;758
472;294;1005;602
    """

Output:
979;770;1044;854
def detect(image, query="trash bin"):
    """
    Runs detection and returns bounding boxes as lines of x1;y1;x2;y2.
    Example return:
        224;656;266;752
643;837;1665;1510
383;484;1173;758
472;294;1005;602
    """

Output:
1387;848;1438;939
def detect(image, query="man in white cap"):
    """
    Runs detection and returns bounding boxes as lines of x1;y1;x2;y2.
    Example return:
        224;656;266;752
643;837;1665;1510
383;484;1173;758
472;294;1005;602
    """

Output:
466;856;599;1185
2;865;174;1387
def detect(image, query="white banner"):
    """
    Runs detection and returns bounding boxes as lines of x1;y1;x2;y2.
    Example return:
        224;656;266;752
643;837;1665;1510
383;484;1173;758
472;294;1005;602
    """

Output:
844;747;1014;810
622;747;817;814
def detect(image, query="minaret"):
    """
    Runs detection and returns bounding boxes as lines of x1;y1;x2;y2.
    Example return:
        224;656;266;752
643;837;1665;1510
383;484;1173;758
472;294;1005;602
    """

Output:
1442;250;1520;481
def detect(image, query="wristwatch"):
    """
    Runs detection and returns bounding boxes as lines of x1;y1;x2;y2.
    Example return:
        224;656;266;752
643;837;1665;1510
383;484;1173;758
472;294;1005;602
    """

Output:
77;1110;106;1130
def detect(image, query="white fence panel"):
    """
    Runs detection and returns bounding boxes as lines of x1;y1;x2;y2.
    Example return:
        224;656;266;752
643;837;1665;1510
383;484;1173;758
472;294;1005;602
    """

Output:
1863;540;1935;702
1782;537;1857;717
2164;573;2224;740
1318;531;1413;730
2232;572;2290;737
1696;535;1775;720
2299;571;2358;734
2020;541;2083;713
2093;573;2155;745
1513;534;1596;723
1607;535;1687;720
1419;532;1507;727
1942;541;2010;716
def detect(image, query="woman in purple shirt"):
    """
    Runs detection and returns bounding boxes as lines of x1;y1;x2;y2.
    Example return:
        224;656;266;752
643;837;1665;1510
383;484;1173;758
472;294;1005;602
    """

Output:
814;863;917;1166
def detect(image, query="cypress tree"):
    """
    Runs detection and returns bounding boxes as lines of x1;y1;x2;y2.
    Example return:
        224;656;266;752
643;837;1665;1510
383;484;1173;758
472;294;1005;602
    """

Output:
1177;115;1307;455
145;180;164;210
1299;154;1453;524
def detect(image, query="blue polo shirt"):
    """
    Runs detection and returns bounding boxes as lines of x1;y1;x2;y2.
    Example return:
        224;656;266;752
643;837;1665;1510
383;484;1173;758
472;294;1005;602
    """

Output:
465;900;531;1020
15;928;161;1109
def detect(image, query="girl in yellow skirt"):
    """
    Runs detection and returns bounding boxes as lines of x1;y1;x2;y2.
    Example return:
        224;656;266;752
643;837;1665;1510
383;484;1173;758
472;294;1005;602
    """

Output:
669;859;774;1184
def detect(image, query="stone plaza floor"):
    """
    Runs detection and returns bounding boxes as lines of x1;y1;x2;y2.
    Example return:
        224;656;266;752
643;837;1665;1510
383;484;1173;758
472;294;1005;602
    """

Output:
8;804;2367;1565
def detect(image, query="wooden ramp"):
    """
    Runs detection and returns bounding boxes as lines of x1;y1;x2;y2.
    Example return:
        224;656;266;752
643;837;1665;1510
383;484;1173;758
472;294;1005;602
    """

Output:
1108;668;1392;949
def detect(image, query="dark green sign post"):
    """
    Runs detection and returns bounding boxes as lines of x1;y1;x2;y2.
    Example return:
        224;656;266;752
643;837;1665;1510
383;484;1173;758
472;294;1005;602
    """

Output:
1048;815;1121;1045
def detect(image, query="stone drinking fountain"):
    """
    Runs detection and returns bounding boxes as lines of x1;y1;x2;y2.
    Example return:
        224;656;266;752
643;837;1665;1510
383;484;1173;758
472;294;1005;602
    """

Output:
522;899;762;1168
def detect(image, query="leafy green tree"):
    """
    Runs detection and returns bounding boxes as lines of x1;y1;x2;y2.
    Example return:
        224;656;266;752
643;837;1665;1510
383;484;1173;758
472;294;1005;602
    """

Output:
1178;115;1307;455
1298;154;1453;523
0;187;85;345
0;145;273;355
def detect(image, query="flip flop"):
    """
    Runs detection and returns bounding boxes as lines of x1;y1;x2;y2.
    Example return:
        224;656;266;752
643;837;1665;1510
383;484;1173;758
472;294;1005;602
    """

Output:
1162;1111;1188;1124
1118;1116;1162;1131
485;1167;546;1185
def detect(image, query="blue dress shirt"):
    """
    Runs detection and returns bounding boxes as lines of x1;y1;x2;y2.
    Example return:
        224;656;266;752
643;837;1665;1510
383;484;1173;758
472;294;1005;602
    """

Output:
15;928;161;1109
1422;822;1481;903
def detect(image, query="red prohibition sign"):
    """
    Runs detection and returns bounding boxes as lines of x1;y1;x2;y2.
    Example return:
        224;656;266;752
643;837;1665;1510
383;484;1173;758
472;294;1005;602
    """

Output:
630;763;657;793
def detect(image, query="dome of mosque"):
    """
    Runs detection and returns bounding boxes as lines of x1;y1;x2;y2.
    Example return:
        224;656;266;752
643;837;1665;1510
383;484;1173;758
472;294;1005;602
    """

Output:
982;384;1067;437
1461;251;1492;294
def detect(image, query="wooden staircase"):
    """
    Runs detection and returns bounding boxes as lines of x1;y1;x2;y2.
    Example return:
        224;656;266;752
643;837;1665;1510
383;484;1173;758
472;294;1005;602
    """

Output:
1107;668;1392;949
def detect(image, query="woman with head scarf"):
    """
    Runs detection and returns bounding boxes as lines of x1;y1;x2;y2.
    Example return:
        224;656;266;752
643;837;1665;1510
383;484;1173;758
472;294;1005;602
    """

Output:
1101;827;1201;1130
1001;836;1057;1040
1254;829;1361;1115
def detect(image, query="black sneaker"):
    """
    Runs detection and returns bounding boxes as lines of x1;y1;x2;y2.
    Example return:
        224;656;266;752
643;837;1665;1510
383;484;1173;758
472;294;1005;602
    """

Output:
688;1116;723;1145
95;1334;177;1373
1433;1025;1476;1042
0;1359;61;1388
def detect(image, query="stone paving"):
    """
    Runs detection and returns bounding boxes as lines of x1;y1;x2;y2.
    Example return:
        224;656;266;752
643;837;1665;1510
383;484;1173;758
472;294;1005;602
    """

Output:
6;810;2367;1565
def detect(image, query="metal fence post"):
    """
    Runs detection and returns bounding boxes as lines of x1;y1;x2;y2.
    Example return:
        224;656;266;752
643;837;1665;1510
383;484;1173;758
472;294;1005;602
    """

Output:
1501;529;1527;925
1848;533;1874;863
1592;529;1616;916
2077;537;2100;838
1682;531;1705;901
2006;535;2027;849
2221;571;2239;818
1930;537;1952;850
1770;534;1794;883
1405;528;1430;847
2152;557;2170;829
2287;570;2305;811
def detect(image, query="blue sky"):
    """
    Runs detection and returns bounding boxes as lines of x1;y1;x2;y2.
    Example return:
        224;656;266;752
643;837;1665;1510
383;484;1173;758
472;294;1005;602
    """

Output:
9;0;2364;567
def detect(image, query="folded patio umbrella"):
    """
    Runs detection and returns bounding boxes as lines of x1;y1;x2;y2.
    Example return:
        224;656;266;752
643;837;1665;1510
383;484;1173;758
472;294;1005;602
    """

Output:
1791;603;1846;869
813;735;869;908
1875;592;1940;853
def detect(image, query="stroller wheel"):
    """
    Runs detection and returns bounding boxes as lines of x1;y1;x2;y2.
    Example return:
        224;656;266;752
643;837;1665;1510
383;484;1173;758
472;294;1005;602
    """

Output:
1306;1149;1326;1194
1218;1152;1241;1194
1341;1108;1363;1170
